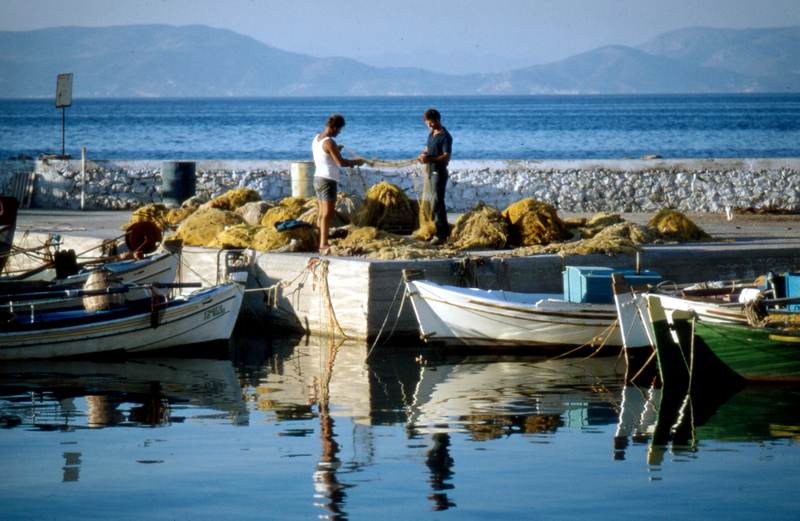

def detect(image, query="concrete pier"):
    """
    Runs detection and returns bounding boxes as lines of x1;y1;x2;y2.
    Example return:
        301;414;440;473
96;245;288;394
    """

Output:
8;209;800;341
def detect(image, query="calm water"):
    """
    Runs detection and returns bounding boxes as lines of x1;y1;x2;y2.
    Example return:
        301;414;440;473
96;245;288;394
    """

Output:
1;328;799;520
1;94;800;160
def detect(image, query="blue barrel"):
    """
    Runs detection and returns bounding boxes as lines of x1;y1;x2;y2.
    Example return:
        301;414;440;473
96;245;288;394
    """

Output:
162;161;196;207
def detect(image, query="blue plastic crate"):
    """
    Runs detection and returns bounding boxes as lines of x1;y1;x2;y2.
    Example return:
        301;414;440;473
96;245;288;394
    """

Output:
784;272;800;311
563;266;661;304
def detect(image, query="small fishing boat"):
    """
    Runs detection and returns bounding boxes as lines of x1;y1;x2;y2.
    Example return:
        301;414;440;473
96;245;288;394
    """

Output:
1;250;181;313
403;266;660;352
645;291;800;385
0;272;247;360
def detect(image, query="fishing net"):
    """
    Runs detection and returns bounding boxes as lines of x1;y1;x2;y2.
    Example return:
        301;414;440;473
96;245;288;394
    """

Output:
648;209;714;242
279;196;309;208
260;205;309;228
251;225;317;252
352;182;418;233
593;221;668;244
449;202;508;251
122;203;172;231
199;188;262;212
206;224;260;249
173;207;246;246
503;198;574;247
333;226;443;259
573;213;625;239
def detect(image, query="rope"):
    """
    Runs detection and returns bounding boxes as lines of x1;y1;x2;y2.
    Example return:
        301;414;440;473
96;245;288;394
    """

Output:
627;349;657;384
366;276;407;359
550;318;619;361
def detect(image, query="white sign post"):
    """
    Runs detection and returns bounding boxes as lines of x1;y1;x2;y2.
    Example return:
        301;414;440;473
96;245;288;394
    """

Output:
56;73;73;156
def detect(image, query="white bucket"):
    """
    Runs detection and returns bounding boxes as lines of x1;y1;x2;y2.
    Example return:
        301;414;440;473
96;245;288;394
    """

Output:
291;161;316;198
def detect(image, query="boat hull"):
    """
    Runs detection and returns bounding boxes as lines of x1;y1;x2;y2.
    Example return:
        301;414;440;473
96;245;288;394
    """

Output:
406;280;622;350
0;278;245;360
646;293;800;385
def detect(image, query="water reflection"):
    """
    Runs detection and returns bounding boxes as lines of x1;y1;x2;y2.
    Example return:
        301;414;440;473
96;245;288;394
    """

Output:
3;329;800;518
0;356;248;431
649;382;800;466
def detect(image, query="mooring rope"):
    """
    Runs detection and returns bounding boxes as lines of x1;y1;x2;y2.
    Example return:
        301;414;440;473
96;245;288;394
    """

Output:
366;276;408;359
550;318;619;361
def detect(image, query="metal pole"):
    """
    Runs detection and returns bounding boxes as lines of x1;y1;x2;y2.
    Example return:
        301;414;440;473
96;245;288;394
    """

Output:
61;107;66;156
81;147;86;210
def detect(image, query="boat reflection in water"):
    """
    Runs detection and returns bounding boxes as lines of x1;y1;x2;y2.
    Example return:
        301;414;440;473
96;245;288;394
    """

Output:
0;352;247;484
649;381;800;466
4;326;800;519
245;336;635;516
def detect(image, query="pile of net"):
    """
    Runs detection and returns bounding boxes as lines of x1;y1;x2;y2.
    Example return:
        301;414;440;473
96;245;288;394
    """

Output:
121;188;263;232
122;203;193;231
334;226;445;260
118;184;716;258
449;202;508;251
353;182;418;233
503;199;574;247
198;188;261;212
297;193;363;229
173;208;247;246
648;209;714;242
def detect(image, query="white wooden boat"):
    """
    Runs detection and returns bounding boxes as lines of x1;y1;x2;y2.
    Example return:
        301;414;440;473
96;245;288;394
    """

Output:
19;250;179;286
1;250;180;313
0;272;247;360
404;277;623;350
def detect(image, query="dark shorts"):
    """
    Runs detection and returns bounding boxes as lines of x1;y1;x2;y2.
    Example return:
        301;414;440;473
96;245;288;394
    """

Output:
314;177;337;202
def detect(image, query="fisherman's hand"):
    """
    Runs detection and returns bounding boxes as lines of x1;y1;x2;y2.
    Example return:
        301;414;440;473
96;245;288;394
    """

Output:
418;153;428;164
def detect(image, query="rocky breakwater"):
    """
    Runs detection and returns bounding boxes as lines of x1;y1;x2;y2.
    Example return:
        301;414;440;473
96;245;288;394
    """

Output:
1;157;798;214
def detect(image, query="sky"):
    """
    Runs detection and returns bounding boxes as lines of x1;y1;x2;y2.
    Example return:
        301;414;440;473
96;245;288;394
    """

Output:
3;0;800;74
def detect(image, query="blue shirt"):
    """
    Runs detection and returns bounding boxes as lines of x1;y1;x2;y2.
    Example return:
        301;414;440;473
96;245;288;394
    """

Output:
426;128;452;175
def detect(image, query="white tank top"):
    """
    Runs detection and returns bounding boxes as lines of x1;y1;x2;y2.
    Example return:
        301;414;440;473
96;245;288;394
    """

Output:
312;135;340;183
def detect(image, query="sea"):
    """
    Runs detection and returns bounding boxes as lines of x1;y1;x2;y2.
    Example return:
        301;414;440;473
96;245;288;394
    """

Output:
1;94;800;160
3;95;800;520
1;334;799;521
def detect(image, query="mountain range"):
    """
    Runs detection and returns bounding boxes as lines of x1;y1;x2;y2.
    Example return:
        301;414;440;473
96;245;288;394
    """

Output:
1;24;799;97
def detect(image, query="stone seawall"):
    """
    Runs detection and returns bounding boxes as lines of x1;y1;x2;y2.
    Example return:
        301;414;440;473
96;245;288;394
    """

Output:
2;157;799;213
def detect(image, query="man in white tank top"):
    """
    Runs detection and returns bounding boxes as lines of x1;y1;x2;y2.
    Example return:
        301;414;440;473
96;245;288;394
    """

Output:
312;114;365;254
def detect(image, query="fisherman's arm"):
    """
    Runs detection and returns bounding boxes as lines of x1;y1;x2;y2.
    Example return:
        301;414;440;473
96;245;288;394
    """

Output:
324;139;365;167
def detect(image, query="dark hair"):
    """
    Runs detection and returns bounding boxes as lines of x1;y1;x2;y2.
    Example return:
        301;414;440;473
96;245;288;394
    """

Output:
423;109;441;122
327;114;346;129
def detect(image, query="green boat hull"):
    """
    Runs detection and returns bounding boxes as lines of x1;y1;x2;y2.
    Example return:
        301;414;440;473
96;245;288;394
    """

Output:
650;306;800;385
690;319;800;382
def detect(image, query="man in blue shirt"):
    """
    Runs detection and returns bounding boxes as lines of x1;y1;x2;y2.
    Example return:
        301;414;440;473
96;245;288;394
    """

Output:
417;109;453;245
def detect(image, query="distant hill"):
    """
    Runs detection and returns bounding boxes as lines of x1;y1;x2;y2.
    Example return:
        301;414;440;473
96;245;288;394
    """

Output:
1;24;798;97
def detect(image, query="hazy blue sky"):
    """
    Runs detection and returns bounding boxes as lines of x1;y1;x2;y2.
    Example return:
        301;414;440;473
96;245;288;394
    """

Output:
4;0;799;73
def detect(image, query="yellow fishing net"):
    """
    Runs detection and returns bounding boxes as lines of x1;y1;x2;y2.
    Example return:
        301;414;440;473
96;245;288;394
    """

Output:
573;213;625;239
251;225;317;252
333;226;445;259
648;209;714;242
260;205;309;228
503;199;574;247
122;203;172;231
449;202;508;251
206;224;260;249
279;196;309;208
203;188;262;212
173;208;246;246
352;182;418;233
